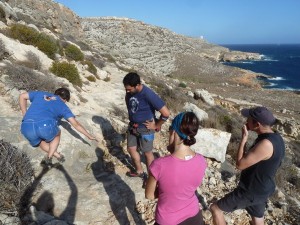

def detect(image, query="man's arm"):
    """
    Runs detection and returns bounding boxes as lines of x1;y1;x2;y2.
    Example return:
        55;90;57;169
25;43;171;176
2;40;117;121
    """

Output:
67;117;98;141
143;105;170;130
155;105;170;130
236;126;273;170
19;92;30;116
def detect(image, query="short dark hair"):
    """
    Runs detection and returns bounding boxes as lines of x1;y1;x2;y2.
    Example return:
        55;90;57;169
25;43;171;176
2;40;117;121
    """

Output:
54;88;70;102
123;72;141;86
180;112;199;146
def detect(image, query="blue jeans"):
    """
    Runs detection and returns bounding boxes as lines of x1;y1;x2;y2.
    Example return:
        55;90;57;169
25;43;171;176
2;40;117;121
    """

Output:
21;119;60;147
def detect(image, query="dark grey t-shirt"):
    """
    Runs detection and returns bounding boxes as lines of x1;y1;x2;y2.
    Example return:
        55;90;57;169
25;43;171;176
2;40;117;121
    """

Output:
239;132;285;197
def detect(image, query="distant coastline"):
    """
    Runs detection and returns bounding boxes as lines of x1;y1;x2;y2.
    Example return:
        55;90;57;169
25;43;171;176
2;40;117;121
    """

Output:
221;44;300;91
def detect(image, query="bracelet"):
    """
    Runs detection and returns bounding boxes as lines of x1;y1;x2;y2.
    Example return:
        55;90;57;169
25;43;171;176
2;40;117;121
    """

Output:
159;115;169;121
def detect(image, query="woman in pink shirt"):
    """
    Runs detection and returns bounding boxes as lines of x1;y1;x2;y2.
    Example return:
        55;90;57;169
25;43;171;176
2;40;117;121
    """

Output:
145;112;207;225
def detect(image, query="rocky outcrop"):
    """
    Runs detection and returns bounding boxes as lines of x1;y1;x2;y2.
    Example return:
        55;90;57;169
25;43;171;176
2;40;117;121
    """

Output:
222;50;261;62
3;0;84;38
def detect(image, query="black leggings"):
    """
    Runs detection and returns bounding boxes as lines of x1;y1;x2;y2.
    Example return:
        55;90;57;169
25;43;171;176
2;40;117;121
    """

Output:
154;210;204;225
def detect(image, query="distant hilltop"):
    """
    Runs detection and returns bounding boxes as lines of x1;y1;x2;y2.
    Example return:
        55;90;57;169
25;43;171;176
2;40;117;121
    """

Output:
82;16;261;76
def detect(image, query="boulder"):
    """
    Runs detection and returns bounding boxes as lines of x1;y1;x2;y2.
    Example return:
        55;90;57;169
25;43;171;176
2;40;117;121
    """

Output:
191;128;231;162
194;89;215;106
183;102;208;121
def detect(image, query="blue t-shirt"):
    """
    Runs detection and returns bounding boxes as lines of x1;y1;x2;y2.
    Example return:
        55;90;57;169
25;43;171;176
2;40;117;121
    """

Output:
125;85;165;126
23;91;74;122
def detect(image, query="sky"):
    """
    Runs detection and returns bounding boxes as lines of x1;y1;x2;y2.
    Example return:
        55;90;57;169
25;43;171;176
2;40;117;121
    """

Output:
54;0;300;45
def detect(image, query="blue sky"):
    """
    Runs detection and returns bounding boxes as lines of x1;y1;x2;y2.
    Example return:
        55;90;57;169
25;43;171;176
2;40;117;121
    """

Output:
54;0;300;45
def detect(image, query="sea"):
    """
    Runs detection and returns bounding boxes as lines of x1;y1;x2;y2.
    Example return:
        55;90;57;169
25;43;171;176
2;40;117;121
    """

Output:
221;44;300;91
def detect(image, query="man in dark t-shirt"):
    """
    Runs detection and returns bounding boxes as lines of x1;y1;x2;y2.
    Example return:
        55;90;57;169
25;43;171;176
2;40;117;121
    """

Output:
210;106;285;225
123;72;170;185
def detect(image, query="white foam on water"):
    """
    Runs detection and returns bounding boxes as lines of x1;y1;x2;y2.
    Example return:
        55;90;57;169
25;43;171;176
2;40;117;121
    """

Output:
268;77;285;81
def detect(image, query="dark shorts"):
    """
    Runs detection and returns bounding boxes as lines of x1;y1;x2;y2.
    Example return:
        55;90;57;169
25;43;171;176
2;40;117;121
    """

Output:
21;119;60;147
154;210;204;225
217;187;267;218
127;127;155;152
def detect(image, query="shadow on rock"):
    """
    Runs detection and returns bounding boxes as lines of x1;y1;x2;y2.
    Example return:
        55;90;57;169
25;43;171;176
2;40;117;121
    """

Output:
92;115;136;171
92;148;146;225
60;120;90;145
19;164;78;225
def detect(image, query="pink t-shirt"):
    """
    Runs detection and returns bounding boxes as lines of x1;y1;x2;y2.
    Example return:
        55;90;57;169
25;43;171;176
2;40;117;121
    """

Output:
149;153;207;225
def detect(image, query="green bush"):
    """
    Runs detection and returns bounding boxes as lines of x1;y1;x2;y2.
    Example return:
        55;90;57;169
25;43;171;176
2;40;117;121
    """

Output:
50;61;82;87
8;24;39;45
87;75;96;82
7;24;59;59
65;44;84;61
82;60;97;75
178;82;187;88
35;33;59;60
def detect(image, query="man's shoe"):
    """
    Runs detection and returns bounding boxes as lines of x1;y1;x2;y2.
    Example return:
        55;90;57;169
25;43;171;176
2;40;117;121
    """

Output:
57;155;65;163
126;170;144;178
41;156;53;167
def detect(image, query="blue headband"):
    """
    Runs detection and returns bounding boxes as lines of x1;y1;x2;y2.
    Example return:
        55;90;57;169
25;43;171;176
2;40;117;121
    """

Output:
171;112;188;140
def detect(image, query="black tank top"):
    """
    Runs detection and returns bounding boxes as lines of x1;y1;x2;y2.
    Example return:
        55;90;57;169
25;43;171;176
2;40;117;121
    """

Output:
239;132;285;197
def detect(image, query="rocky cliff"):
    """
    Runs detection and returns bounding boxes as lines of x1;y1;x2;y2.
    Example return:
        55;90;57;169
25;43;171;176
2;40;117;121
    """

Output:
82;17;261;76
2;0;84;38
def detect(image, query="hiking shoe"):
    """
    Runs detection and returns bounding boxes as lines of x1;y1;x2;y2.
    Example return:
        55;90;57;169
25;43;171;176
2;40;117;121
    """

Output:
40;156;53;166
126;170;144;178
57;155;65;163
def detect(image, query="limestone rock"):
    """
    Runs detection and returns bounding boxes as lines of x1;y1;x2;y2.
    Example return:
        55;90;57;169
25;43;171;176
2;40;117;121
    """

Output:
183;102;208;121
194;89;215;106
191;128;231;162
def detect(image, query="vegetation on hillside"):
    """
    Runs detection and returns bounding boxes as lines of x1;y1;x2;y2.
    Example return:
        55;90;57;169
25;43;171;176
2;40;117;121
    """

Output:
50;61;82;87
65;44;84;61
7;24;59;59
0;6;7;23
0;140;34;216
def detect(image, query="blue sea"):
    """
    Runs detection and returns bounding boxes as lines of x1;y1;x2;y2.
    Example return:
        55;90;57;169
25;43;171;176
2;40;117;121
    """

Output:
221;44;300;90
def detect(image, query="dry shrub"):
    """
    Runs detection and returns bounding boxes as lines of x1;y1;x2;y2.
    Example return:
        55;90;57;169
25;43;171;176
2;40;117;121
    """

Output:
4;63;59;92
0;39;9;60
111;104;127;121
82;60;97;75
145;77;193;113
0;6;6;23
85;54;105;69
103;76;111;82
0;140;34;215
16;51;42;70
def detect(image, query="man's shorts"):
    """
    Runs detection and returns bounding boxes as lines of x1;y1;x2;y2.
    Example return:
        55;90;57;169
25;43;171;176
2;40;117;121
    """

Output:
127;127;155;152
216;187;268;218
21;119;60;147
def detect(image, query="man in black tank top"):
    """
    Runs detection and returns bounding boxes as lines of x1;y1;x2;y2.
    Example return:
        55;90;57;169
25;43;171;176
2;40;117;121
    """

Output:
210;107;285;225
